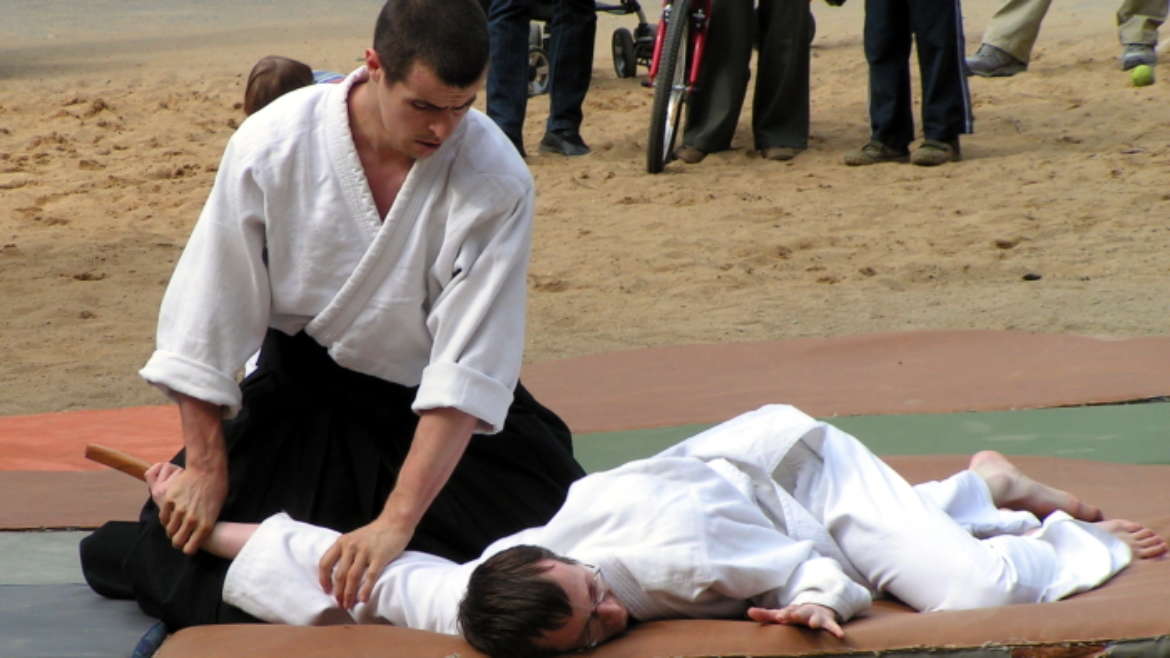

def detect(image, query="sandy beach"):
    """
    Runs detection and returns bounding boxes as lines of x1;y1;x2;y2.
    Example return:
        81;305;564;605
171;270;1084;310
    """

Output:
1;0;1167;416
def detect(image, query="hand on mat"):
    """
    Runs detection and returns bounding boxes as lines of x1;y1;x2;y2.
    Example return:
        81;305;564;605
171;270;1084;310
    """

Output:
747;603;845;639
158;462;228;555
318;517;412;610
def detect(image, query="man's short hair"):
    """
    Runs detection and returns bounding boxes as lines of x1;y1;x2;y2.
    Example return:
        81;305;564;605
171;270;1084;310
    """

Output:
458;545;575;658
244;55;314;115
372;0;489;87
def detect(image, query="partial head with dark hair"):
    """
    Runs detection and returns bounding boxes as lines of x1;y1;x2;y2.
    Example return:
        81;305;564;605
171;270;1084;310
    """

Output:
372;0;488;88
458;545;573;658
459;545;632;657
243;55;314;115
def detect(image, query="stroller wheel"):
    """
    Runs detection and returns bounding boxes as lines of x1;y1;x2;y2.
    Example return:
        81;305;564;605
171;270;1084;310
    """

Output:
612;27;638;78
528;46;551;96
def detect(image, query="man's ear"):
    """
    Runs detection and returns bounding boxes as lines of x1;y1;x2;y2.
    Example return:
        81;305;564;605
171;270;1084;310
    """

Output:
364;48;382;82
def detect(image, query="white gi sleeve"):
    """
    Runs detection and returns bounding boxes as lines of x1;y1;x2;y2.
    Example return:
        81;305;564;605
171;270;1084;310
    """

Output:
223;514;353;625
223;513;467;632
747;556;872;622
413;168;533;433
139;133;271;416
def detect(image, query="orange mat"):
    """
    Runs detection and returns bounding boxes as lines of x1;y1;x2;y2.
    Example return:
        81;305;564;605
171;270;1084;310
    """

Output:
156;456;1170;658
4;330;1169;476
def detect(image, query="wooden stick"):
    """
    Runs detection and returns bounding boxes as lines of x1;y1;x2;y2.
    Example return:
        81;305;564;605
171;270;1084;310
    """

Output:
85;444;150;481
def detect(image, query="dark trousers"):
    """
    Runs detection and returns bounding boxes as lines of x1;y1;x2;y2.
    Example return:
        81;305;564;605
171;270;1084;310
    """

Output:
864;0;973;148
80;330;585;630
684;0;811;152
486;0;597;149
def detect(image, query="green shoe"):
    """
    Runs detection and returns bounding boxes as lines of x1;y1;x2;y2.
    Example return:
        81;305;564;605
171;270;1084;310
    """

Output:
843;141;909;166
911;139;961;167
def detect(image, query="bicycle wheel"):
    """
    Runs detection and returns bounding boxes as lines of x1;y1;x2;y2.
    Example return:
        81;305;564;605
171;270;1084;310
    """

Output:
646;0;692;174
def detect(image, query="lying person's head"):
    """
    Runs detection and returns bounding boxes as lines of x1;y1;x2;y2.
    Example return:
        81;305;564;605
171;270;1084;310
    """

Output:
243;55;314;115
458;545;631;657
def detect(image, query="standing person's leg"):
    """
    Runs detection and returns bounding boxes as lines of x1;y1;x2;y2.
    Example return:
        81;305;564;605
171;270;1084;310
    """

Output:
1116;0;1166;69
804;425;1134;612
752;0;811;160
487;0;535;155
967;0;1052;77
908;0;971;166
539;0;597;155
844;0;914;165
678;0;754;161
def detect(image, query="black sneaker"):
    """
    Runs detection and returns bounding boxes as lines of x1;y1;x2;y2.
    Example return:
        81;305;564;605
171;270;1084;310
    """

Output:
539;130;591;156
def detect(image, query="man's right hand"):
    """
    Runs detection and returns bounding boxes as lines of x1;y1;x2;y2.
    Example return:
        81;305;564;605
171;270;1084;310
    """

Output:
158;461;228;555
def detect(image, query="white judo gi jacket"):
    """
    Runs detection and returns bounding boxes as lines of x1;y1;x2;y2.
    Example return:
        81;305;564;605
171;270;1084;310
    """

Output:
223;405;1131;634
140;68;533;432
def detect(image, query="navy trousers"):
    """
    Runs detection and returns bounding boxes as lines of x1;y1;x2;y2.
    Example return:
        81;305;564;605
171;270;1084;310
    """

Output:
487;0;597;149
863;0;973;148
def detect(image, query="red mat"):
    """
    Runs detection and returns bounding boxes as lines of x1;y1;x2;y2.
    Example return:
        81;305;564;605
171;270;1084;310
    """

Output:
523;329;1170;433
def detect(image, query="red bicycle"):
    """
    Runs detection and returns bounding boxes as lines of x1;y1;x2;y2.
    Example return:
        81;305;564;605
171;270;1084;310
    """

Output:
645;0;712;174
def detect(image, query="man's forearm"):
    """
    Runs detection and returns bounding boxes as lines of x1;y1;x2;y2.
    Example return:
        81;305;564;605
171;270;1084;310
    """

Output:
377;407;476;531
176;392;228;473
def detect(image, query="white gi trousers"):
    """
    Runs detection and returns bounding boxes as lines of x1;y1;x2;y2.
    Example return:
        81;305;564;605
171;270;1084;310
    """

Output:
790;422;1131;612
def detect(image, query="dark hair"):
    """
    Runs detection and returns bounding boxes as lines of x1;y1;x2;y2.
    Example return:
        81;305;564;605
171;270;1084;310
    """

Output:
372;0;489;87
458;545;575;658
243;55;314;116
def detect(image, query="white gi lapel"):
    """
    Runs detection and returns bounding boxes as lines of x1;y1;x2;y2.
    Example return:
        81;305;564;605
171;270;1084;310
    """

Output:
305;69;452;368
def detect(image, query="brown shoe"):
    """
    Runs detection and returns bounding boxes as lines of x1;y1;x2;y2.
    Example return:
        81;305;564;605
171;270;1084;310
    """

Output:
843;141;909;166
761;146;802;161
673;145;707;164
911;138;961;166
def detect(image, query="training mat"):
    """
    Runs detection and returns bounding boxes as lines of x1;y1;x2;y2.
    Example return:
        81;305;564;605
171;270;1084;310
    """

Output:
0;584;156;658
572;402;1170;472
156;456;1170;658
524;330;1170;432
4;331;1169;475
5;403;1169;529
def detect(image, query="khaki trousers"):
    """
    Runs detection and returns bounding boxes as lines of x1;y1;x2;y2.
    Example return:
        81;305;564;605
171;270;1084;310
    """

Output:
982;0;1167;62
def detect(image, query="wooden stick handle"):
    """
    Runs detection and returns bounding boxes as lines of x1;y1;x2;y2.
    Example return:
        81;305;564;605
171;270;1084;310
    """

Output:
85;444;151;481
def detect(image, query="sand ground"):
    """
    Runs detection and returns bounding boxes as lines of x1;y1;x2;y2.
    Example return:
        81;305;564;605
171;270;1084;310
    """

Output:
1;0;1167;416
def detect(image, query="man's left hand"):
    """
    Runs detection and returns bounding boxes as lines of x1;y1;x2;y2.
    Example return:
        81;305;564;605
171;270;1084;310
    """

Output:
747;603;845;639
318;518;413;610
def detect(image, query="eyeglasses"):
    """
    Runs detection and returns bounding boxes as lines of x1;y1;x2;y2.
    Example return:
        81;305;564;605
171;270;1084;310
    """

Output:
578;563;608;651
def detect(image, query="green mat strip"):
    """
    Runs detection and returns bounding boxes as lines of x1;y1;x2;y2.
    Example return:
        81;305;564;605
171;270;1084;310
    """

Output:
570;403;1170;473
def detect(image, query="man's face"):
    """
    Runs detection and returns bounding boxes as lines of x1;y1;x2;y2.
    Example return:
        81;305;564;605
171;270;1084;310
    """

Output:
364;51;481;160
535;560;630;653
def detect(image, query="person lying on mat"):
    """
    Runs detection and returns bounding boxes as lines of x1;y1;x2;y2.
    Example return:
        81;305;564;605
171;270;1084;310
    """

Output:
142;405;1166;657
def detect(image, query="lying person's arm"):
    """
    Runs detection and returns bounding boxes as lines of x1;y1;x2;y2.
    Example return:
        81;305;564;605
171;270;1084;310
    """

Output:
147;462;464;631
146;462;252;558
743;556;871;638
746;603;845;639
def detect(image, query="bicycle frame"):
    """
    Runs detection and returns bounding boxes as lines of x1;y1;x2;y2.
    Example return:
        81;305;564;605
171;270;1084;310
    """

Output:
647;0;711;88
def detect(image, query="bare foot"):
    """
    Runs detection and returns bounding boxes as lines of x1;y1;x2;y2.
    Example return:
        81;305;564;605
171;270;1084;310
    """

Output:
1097;519;1169;559
969;450;1103;522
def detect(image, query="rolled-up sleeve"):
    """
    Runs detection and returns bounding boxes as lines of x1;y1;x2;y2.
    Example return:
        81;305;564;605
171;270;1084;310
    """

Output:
139;135;272;416
413;172;533;433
